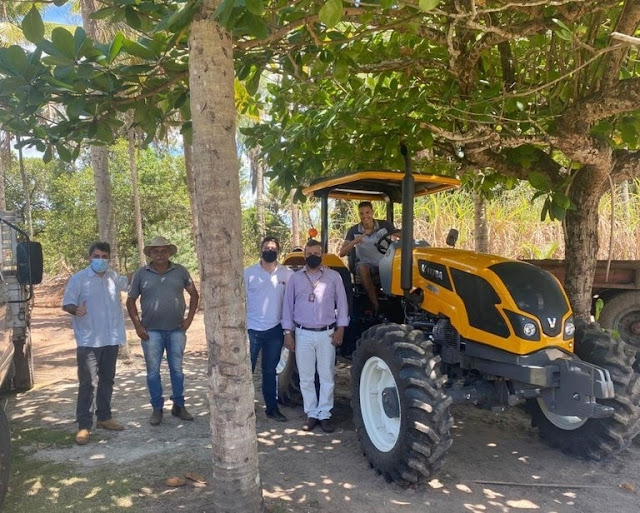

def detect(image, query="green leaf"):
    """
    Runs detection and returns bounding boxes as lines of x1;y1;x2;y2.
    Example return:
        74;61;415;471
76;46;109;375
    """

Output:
56;144;73;163
43;145;53;164
549;201;566;221
418;0;440;11
22;7;45;44
246;66;263;96
108;33;125;64
551;192;571;209
552;18;571;32
381;0;395;8
319;0;343;28
244;13;269;39
595;298;604;321
125;7;142;30
53;0;68;6
246;0;264;15
212;0;236;28
67;99;87;119
540;198;550;222
51;28;77;60
528;171;550;191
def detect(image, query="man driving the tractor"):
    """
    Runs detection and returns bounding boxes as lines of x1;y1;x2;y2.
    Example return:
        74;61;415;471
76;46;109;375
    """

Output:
339;201;397;315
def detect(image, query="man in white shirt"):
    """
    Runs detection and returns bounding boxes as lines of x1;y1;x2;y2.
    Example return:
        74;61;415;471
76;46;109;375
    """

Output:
62;241;131;445
244;236;293;421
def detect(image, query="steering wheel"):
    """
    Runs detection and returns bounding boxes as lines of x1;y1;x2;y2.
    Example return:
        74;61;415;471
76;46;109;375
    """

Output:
374;228;401;254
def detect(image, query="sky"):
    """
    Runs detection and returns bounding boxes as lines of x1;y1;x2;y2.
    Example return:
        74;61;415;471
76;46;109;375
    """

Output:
43;4;81;25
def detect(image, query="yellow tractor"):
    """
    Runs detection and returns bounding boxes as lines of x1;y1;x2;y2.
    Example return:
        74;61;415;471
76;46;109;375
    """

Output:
280;149;640;486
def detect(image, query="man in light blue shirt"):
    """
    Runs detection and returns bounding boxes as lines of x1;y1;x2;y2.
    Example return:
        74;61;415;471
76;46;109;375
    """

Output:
63;241;131;445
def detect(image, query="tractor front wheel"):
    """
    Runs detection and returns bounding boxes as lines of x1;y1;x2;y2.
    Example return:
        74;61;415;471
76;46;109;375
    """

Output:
529;322;640;459
351;323;453;486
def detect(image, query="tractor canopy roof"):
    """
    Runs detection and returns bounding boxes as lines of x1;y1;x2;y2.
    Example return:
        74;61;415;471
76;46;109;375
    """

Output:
302;171;461;203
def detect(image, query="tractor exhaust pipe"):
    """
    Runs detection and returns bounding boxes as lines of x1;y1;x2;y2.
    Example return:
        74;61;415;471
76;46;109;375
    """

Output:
400;145;414;297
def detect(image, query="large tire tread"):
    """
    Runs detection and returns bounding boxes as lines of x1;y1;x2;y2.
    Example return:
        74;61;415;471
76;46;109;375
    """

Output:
529;321;640;460
351;323;453;486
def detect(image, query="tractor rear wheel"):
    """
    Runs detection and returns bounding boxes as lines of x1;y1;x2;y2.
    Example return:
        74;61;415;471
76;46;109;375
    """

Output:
351;323;453;486
529;322;640;459
598;291;640;350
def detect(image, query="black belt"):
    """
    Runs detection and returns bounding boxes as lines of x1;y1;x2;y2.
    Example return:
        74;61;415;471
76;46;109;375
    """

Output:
295;323;336;332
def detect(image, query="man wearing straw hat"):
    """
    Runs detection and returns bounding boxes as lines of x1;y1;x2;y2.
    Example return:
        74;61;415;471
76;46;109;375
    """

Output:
126;236;199;426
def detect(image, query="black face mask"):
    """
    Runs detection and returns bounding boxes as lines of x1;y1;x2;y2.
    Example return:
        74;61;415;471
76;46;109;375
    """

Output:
261;250;278;263
305;255;322;269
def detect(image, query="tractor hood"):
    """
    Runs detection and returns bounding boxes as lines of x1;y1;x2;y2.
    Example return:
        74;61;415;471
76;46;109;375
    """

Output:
380;245;575;356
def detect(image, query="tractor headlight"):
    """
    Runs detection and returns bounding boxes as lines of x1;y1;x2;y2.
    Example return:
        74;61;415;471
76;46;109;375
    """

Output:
564;317;575;339
505;310;540;341
523;322;537;337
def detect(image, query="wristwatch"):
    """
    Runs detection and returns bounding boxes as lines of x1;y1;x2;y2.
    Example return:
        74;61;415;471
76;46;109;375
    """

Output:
283;330;292;336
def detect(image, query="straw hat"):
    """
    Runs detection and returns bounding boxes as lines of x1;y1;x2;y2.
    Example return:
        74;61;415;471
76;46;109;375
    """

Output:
143;236;177;257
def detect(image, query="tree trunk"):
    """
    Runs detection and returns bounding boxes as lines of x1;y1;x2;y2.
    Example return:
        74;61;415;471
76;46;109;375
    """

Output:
128;130;146;267
249;146;265;239
189;2;263;511
90;146;117;259
564;167;603;322
473;192;489;253
182;133;203;268
17;143;32;237
81;0;117;265
0;131;9;211
290;189;300;248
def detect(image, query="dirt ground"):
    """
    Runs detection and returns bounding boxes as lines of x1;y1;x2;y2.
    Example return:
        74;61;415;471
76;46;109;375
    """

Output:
4;281;640;512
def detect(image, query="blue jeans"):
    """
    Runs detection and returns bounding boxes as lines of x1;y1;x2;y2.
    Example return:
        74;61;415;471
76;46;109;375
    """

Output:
141;329;187;410
76;345;119;429
248;324;283;413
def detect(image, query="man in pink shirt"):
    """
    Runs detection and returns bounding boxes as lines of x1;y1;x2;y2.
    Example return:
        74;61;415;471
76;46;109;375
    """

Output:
282;239;349;433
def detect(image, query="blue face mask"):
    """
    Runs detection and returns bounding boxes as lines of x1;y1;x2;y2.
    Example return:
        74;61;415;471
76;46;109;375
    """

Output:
90;258;109;273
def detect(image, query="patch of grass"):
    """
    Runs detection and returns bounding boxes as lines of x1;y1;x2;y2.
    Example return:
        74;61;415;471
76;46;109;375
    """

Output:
5;425;156;512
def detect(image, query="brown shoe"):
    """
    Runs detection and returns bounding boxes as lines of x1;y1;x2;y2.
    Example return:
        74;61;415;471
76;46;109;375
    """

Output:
171;405;194;421
150;409;163;426
320;419;335;433
302;417;318;431
96;419;125;431
75;429;91;445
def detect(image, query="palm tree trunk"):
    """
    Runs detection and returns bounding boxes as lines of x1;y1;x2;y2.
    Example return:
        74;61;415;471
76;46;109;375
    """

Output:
189;2;263;511
290;189;300;248
249;147;265;239
81;0;118;265
473;192;489;253
90;146;117;258
16;141;32;237
182;133;203;267
128;129;145;267
0;131;9;210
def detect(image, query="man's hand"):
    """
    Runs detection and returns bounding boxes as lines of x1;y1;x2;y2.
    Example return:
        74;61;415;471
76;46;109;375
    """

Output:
331;326;344;347
353;235;364;246
284;332;295;351
134;324;149;341
75;301;87;317
180;318;193;332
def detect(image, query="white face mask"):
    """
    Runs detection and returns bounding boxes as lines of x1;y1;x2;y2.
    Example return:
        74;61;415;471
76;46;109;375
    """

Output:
90;258;109;273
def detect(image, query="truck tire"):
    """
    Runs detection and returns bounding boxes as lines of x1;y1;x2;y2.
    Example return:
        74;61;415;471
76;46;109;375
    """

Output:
0;405;10;506
351;323;453;486
529;322;640;459
12;327;34;392
276;348;303;407
598;291;640;350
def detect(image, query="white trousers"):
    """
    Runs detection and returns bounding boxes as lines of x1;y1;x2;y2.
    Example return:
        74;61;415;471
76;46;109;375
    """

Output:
295;327;336;420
